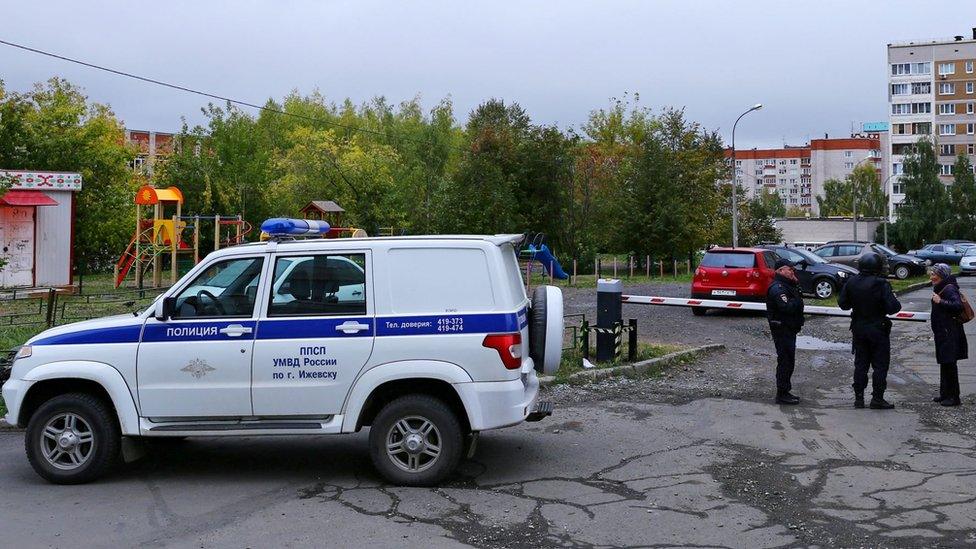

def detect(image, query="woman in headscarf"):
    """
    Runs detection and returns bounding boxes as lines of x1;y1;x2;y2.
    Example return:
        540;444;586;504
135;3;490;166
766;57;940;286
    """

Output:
929;263;967;406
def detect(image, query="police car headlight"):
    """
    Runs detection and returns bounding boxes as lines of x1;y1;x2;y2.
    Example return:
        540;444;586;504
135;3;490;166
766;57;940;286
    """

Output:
14;346;32;360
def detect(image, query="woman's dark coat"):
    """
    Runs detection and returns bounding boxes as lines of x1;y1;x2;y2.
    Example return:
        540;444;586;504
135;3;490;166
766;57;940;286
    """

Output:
932;275;969;364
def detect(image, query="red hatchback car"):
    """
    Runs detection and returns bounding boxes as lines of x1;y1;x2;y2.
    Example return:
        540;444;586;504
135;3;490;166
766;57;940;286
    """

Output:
691;247;779;315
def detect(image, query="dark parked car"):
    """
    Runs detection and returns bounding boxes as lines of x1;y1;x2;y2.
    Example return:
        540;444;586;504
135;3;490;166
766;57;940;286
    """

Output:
758;245;857;299
813;241;926;279
908;243;964;265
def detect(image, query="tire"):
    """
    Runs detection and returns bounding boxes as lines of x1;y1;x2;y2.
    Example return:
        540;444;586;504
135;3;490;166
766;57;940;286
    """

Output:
691;307;707;316
813;278;836;300
369;394;463;486
25;393;121;485
894;264;910;280
529;286;563;375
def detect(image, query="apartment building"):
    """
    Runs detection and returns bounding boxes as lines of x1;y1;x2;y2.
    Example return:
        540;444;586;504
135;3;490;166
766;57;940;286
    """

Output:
124;129;175;181
888;30;976;219
726;135;883;216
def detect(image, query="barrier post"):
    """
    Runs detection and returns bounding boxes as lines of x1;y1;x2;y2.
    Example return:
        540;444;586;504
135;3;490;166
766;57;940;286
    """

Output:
613;257;618;277
686;259;691;274
629;256;634;278
659;261;664;278
214;214;221;251
580;319;590;358
646;255;650;278
193;215;200;264
596;279;622;362
673;260;677;279
572;259;577;286
628;318;637;362
171;214;178;286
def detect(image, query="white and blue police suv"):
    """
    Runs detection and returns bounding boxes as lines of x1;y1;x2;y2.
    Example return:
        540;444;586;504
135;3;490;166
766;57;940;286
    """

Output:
1;219;562;486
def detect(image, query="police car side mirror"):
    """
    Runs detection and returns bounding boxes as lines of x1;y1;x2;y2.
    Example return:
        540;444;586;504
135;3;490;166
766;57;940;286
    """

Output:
155;297;177;321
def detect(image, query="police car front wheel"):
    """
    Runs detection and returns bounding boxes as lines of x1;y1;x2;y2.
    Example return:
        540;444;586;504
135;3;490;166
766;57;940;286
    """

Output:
25;393;121;484
369;395;463;486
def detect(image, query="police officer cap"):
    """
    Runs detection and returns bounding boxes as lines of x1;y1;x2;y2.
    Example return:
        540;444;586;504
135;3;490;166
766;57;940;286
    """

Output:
774;258;794;270
858;252;882;274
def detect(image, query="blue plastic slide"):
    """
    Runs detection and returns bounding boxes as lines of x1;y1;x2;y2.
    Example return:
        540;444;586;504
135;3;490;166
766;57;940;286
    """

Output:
527;244;569;279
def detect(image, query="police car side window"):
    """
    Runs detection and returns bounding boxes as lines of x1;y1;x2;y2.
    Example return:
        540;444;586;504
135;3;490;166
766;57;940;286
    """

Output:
173;257;264;319
268;254;366;317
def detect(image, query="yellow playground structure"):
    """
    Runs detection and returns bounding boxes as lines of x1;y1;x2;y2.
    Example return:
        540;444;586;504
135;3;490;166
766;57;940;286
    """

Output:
114;185;251;288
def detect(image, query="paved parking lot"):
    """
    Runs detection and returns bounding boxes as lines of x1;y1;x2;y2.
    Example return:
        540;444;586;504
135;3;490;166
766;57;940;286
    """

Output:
1;278;974;547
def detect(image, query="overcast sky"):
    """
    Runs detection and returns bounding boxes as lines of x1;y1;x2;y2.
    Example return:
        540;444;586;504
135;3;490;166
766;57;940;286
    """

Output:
3;1;976;148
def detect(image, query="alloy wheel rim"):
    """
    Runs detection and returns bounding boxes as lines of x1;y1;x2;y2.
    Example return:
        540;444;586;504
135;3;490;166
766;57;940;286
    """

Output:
816;281;832;298
40;413;94;470
386;415;441;473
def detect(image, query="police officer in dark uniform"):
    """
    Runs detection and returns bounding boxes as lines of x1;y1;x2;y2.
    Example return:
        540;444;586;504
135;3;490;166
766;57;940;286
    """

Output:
838;252;902;409
766;258;804;405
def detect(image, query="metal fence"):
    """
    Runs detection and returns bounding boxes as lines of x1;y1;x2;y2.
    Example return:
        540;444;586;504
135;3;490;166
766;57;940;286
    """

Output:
0;286;168;328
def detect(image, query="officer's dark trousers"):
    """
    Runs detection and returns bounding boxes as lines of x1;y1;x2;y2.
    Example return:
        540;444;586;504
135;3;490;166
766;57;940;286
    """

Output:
940;362;960;400
852;326;890;399
771;326;797;394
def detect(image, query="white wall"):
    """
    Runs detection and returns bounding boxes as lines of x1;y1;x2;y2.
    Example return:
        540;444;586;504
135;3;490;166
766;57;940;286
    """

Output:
34;190;73;286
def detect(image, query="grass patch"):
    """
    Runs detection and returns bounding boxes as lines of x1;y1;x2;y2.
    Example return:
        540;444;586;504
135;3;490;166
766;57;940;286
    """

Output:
552;342;683;383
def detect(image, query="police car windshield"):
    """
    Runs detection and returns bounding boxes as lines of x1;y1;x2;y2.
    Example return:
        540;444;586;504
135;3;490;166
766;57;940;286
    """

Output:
701;252;755;269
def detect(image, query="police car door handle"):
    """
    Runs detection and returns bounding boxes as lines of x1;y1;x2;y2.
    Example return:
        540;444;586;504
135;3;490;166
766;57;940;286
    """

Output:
219;324;252;337
335;321;370;334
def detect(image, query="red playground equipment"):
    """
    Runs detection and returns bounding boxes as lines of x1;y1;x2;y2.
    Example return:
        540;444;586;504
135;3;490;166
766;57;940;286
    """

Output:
114;185;252;288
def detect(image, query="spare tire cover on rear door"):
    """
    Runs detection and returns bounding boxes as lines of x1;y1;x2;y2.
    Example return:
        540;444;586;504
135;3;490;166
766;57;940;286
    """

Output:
529;285;564;375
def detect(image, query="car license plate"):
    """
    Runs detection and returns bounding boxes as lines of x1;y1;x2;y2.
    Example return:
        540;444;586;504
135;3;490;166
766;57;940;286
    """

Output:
712;289;736;296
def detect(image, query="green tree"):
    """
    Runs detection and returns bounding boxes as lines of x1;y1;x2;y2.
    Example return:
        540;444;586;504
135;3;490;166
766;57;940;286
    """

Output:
941;154;976;241
785;205;808;217
817;164;887;218
0;78;136;272
889;138;947;249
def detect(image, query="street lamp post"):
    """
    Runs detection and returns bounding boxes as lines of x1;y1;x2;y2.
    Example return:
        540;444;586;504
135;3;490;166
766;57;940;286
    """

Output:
730;103;763;248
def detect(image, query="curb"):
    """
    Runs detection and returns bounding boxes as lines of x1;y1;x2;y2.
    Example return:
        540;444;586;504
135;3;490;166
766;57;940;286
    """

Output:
539;343;725;387
0;420;20;432
895;280;932;296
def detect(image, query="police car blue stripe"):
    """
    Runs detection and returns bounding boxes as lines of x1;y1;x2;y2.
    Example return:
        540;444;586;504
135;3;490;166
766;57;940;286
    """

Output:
31;325;142;346
32;310;526;345
376;312;520;336
141;321;258;342
256;318;374;339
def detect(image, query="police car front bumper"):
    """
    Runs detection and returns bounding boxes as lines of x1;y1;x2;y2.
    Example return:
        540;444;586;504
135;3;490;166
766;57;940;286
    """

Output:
455;370;543;431
1;378;27;426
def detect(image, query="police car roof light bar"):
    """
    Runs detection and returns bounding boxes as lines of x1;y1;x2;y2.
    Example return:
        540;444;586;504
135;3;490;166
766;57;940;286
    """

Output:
260;218;331;240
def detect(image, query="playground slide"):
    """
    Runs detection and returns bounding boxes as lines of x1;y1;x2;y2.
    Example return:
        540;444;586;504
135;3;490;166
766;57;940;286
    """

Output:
528;244;569;279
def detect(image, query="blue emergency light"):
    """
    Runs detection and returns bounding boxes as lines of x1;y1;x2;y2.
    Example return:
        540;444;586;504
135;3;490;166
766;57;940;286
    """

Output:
260;218;331;236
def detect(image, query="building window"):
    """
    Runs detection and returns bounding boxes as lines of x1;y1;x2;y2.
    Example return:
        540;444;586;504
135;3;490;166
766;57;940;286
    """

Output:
755;159;763;166
939;123;956;136
969;144;975;155
916;62;932;75
891;63;910;75
893;180;904;194
969;103;975;114
915;122;931;135
735;160;742;166
940;144;955;156
968;82;975;94
845;150;853;157
911;82;932;94
939;103;956;115
844;162;854;169
939;62;956;75
892;163;904;175
789;159;797;165
891;83;909;95
940;164;954;176
967;61;975;73
969;123;975;135
892;102;931;115
939;82;956;95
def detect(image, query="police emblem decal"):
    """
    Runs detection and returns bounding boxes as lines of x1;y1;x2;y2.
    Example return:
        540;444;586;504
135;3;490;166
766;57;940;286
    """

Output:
780;295;788;303
181;358;216;379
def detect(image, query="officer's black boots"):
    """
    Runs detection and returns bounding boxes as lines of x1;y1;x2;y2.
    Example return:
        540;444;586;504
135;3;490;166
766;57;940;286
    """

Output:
869;397;895;409
776;392;800;405
854;393;865;409
940;397;961;407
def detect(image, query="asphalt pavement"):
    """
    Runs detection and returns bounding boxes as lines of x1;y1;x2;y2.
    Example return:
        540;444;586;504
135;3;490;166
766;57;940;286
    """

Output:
1;279;974;548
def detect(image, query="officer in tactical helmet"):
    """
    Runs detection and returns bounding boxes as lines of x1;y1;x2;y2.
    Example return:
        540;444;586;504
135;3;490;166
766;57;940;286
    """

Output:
838;251;902;409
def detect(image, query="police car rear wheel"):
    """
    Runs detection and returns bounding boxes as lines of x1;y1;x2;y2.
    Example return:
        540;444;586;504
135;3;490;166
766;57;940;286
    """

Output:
369;395;462;486
25;393;120;485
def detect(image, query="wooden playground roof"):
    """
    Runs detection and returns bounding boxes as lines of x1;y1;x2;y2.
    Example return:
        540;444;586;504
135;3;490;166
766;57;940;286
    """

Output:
135;185;183;205
301;200;345;214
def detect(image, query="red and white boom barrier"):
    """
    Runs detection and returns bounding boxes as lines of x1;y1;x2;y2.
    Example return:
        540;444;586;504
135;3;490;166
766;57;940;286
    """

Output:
621;295;931;322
